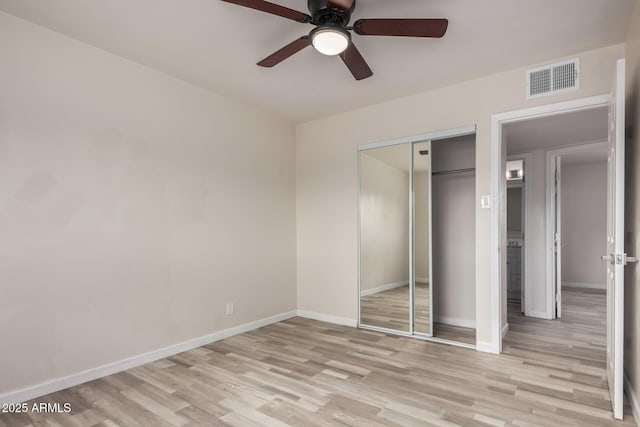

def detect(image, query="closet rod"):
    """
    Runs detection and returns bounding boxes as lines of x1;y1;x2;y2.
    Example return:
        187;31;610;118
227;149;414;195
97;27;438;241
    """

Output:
432;167;476;176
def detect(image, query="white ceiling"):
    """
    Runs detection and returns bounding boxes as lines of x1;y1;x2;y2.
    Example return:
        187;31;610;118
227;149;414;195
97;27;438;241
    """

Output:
0;0;634;122
505;106;609;154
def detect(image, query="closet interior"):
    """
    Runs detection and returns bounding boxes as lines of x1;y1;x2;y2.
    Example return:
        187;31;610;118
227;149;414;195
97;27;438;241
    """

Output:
359;132;476;347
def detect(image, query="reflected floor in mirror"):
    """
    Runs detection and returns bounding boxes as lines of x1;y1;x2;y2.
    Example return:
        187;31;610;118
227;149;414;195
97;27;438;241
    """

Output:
360;283;476;345
360;284;412;332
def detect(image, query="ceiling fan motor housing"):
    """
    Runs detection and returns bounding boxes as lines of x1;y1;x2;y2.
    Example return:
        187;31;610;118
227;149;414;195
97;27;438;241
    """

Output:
308;0;355;26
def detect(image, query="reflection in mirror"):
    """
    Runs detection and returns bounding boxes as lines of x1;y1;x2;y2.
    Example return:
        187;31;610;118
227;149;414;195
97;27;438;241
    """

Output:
413;141;432;335
359;144;410;332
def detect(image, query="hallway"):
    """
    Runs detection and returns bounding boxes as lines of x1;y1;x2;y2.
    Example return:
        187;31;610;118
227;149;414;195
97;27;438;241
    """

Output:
503;286;632;421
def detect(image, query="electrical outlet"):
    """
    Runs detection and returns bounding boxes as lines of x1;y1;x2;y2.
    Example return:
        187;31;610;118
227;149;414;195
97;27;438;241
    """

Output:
226;302;234;316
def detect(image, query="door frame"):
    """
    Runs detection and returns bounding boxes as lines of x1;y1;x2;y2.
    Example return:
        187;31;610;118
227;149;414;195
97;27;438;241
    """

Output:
489;94;610;353
544;141;608;319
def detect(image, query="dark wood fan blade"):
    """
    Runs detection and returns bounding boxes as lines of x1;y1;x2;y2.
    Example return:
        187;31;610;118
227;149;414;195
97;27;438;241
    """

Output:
257;36;311;67
339;42;373;81
353;18;448;38
221;0;311;23
328;0;354;10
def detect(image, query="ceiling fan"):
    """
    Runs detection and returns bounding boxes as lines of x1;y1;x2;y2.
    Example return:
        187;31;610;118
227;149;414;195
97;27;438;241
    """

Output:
221;0;448;80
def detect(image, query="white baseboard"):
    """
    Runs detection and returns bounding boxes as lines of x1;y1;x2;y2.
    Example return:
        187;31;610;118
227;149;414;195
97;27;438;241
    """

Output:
0;310;297;405
502;323;509;338
433;315;476;329
625;370;640;426
525;310;552;320
476;340;499;354
296;310;358;327
415;277;429;284
562;281;605;290
360;281;408;297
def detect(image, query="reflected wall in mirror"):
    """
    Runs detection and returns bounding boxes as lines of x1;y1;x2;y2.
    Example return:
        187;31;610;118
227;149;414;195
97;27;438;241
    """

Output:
359;144;410;332
413;141;432;335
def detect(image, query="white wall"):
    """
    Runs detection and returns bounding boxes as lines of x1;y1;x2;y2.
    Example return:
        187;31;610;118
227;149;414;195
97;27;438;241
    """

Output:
624;0;640;416
359;153;409;293
561;161;607;287
0;12;296;396
296;42;624;348
431;137;476;327
507;187;523;233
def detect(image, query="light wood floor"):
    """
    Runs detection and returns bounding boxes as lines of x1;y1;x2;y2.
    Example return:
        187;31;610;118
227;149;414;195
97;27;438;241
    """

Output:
1;287;635;426
360;283;476;345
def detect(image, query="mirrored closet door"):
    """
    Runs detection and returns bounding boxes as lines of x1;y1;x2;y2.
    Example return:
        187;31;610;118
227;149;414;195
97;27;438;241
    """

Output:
412;140;433;336
359;143;411;332
358;130;477;347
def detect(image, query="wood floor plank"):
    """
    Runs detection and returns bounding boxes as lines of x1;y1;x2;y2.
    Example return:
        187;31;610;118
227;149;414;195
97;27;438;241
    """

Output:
360;283;476;344
1;287;635;426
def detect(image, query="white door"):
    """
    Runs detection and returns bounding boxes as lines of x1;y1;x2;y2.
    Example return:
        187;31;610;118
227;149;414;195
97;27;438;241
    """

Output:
604;58;626;420
554;157;562;318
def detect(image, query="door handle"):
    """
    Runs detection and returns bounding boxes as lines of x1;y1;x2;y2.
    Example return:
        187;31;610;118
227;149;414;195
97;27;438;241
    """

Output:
601;254;638;265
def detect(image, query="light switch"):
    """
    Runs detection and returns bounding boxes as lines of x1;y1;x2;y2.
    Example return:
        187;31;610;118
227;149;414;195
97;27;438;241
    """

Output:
481;195;491;209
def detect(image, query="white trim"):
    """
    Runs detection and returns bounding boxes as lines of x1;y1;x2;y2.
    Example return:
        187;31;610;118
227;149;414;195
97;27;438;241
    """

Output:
527;310;552;320
490;95;610;355
562;281;605;290
490;109;503;354
625;370;640;426
360;281;408;297
492;94;609;124
415;277;429;284
358;125;476;151
296;310;358;327
502;323;509;338
545;150;559;319
0;310;298;405
476;340;499;354
433;315;476;329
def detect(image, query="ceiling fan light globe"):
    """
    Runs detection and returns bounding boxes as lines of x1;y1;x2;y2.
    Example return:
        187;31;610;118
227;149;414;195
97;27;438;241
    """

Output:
312;28;350;56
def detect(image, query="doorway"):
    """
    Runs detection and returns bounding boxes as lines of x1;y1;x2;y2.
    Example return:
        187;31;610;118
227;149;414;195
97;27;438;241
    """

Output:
546;142;609;319
506;158;526;314
491;58;629;420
